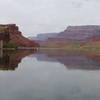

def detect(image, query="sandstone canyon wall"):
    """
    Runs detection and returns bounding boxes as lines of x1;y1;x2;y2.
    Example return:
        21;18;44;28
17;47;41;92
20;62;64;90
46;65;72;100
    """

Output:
0;24;39;47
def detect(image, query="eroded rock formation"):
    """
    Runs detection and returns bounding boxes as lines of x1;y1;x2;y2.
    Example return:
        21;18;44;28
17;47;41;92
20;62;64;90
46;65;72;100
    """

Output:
0;24;39;47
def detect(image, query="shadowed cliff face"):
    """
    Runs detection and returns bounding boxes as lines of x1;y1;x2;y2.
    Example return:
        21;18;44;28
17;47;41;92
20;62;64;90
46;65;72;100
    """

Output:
31;49;100;70
0;50;37;70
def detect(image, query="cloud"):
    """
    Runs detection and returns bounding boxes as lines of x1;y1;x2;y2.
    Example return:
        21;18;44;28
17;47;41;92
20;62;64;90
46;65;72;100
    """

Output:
0;0;100;36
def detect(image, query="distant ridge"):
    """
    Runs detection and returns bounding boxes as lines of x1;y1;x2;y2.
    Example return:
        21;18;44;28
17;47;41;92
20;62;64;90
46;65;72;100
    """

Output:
29;25;100;46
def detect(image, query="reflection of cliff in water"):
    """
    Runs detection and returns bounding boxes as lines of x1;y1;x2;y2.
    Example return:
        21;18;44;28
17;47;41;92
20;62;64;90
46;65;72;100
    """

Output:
1;48;100;71
32;49;100;70
0;50;37;70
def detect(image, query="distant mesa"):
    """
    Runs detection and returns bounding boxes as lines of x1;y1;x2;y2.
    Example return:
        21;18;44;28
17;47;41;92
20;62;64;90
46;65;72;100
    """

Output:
29;25;100;47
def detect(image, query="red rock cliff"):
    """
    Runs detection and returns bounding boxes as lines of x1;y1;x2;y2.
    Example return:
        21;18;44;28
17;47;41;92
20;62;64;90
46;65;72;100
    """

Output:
0;24;39;47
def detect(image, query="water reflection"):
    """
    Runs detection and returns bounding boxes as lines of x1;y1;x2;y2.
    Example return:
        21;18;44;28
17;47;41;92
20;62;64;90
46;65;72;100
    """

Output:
31;49;100;70
0;49;37;70
1;49;100;71
0;49;100;100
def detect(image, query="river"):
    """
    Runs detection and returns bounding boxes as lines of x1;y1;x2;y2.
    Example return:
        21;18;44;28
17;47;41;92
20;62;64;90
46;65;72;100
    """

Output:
0;49;100;100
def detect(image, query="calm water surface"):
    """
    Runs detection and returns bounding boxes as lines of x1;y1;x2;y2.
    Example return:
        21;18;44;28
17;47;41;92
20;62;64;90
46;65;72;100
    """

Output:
0;49;100;100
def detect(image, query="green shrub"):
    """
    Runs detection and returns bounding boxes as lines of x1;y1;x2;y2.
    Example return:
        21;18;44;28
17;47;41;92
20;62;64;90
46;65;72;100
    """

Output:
3;43;17;48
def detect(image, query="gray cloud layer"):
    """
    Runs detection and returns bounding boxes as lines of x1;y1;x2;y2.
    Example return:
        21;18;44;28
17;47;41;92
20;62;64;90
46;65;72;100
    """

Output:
0;0;100;36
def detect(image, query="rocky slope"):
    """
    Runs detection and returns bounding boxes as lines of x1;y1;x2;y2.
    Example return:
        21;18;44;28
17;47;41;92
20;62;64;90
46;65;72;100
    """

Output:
0;24;39;47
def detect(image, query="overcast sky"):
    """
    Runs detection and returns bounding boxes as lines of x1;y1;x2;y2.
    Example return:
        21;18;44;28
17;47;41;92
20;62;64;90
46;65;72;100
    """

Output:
0;0;100;36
